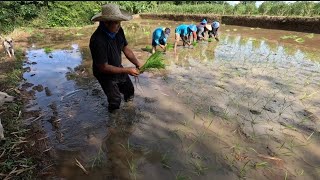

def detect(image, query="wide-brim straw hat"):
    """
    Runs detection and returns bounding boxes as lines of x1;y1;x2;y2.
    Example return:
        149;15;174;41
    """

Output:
205;24;212;31
91;4;133;22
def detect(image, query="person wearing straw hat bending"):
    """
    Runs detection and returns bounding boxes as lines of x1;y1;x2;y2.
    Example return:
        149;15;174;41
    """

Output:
89;4;142;113
151;27;171;54
196;19;212;41
174;24;197;54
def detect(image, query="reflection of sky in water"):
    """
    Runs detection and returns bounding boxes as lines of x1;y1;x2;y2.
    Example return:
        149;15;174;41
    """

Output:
23;43;109;156
23;44;82;111
213;35;319;67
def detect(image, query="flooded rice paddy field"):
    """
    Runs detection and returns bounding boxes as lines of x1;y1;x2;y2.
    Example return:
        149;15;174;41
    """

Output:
20;19;320;179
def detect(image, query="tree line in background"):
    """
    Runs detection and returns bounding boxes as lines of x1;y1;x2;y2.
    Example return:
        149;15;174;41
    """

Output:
1;1;320;33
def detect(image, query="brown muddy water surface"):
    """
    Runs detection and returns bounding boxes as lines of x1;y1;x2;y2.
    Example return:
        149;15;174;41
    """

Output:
20;19;320;179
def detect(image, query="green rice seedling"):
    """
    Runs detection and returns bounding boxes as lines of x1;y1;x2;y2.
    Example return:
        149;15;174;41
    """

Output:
166;43;174;50
280;35;298;40
189;160;208;176
44;47;53;54
127;158;138;180
299;91;319;100
145;45;152;50
295;169;304;176
139;51;166;73
168;129;181;141
280;35;291;40
284;170;288;180
207;38;212;42
283;124;297;131
75;33;84;36
119;139;134;155
161;152;171;169
239;160;251;178
175;172;191;180
306;132;314;141
90;147;104;168
294;37;304;43
305;33;314;39
192;41;198;47
254;162;268;169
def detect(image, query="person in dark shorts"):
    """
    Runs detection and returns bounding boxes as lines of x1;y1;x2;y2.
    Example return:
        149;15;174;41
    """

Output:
151;27;171;54
89;4;142;113
208;20;220;41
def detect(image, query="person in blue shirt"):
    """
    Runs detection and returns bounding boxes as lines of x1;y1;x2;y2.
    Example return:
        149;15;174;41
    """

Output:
174;24;197;53
209;20;220;41
151;27;171;54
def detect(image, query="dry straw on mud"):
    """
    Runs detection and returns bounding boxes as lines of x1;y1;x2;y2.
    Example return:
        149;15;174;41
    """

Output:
139;51;166;73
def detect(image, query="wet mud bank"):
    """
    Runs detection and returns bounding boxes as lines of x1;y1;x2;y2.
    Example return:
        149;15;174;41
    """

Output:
139;13;320;34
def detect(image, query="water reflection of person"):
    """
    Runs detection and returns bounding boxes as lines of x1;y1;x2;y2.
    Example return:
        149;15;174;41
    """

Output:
174;24;197;54
89;4;142;113
102;104;138;180
174;50;191;67
151;27;171;54
200;42;209;63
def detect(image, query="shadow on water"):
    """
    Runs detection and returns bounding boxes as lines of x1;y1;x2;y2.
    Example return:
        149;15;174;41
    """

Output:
21;19;320;179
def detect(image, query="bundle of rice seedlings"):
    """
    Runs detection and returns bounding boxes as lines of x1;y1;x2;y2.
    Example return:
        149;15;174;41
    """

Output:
192;41;198;47
139;51;166;73
145;45;152;51
208;38;212;42
166;43;174;50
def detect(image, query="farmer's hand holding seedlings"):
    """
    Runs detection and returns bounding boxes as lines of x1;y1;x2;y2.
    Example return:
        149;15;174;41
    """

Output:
126;67;140;77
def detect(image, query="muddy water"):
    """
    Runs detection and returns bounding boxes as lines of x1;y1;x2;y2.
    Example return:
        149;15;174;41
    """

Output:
21;19;320;179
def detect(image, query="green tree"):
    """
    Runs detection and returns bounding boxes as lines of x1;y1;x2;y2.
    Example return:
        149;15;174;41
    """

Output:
233;3;247;15
258;1;273;15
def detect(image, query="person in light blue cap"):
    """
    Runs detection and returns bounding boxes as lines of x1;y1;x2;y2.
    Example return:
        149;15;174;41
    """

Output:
174;24;197;53
209;20;220;41
151;27;171;54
